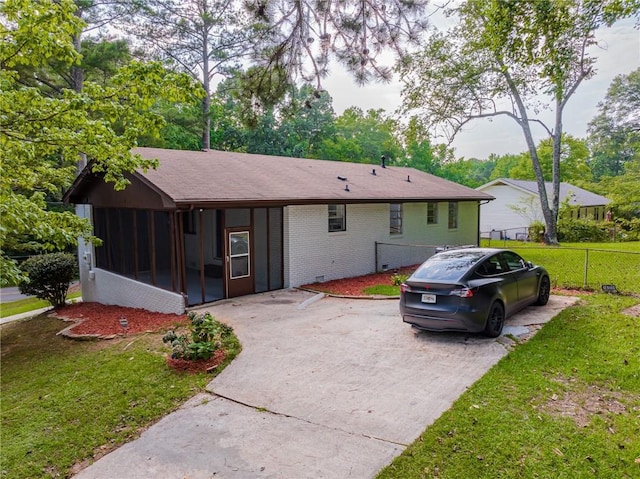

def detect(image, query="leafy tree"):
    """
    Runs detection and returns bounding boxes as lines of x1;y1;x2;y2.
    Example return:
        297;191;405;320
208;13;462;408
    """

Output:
277;85;336;159
509;135;592;184
80;38;134;86
244;109;287;156
488;153;526;181
399;117;442;174
0;0;200;285
320;107;402;163
439;157;496;188
139;100;204;151
398;0;639;244
587;68;640;179
120;0;254;149
592;158;640;219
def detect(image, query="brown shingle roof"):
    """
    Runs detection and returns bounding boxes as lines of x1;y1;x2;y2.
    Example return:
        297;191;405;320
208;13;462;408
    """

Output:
132;147;492;206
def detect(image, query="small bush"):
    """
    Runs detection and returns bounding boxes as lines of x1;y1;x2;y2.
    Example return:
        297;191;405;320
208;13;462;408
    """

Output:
18;253;77;308
391;273;408;286
557;218;608;243
162;311;234;361
612;218;640;241
528;221;546;242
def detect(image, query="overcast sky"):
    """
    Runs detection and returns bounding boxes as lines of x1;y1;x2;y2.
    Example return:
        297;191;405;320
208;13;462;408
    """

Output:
323;17;640;160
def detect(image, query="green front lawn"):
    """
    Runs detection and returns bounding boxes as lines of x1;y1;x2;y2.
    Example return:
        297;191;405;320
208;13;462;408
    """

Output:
0;315;240;479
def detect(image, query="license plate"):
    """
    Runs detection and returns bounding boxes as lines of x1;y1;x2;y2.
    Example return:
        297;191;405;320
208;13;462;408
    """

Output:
421;294;436;303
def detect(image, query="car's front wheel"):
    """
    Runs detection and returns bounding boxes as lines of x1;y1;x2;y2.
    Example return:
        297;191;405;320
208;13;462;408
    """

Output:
536;276;551;306
484;302;505;338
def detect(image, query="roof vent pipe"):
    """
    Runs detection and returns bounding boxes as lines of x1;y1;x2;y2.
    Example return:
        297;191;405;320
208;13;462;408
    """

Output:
381;155;386;168
372;168;376;176
345;184;350;192
407;175;411;182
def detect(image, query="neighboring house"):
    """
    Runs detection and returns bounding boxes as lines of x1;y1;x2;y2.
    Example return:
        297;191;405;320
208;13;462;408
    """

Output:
65;147;493;313
476;178;611;239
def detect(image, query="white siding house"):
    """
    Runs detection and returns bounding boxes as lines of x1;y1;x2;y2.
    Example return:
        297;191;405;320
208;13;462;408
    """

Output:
476;179;611;239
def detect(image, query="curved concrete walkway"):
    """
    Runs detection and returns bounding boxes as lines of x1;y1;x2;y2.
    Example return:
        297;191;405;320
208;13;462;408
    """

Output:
74;290;578;479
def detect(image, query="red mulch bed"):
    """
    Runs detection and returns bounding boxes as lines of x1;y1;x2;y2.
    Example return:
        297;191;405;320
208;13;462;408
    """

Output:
166;349;226;374
52;302;187;336
52;303;227;373
301;266;418;296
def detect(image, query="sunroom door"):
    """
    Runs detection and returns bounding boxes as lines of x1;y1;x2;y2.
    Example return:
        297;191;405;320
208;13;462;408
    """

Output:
225;228;253;298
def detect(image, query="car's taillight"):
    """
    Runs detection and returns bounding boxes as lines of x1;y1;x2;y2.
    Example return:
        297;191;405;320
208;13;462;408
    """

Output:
400;283;412;294
451;288;474;298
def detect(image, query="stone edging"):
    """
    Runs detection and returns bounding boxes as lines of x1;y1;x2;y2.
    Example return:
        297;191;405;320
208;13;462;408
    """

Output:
50;311;119;340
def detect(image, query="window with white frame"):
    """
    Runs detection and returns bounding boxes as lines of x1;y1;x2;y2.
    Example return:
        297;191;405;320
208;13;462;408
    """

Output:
390;203;403;234
328;204;346;232
427;202;438;224
448;202;458;229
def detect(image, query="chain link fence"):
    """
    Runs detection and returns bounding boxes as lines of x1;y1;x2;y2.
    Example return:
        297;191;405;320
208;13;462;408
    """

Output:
375;241;640;294
491;245;640;293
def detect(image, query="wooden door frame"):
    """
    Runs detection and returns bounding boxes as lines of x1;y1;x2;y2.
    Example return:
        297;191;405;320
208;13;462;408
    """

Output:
224;227;254;298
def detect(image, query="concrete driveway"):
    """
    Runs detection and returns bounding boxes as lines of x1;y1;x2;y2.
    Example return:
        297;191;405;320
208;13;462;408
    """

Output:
74;290;578;479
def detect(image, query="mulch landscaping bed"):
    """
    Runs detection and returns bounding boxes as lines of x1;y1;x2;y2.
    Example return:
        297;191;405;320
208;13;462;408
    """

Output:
166;349;227;374
301;266;418;296
50;303;228;373
51;302;187;338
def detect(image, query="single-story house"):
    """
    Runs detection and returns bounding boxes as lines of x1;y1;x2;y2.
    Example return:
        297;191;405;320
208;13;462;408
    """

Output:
476;178;611;239
66;147;494;313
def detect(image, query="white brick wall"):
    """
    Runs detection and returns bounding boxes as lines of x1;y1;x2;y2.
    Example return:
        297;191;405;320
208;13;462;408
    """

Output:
284;201;480;287
80;267;185;314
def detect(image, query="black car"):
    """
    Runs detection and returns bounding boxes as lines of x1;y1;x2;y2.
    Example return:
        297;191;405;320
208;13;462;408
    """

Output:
399;248;550;337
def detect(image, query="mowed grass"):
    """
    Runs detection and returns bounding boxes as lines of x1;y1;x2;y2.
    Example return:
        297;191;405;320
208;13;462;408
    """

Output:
485;240;640;293
378;293;640;478
0;315;240;479
362;241;639;297
363;284;401;296
0;291;82;318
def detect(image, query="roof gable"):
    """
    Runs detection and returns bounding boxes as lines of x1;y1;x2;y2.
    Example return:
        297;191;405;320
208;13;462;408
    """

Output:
477;178;609;207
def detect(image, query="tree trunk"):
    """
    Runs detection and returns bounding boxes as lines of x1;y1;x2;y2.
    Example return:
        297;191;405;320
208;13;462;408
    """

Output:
202;93;210;150
201;31;211;150
546;100;564;246
502;65;558;245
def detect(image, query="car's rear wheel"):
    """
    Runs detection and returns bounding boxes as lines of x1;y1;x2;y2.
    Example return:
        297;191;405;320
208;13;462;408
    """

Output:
484;302;505;338
536;276;551;306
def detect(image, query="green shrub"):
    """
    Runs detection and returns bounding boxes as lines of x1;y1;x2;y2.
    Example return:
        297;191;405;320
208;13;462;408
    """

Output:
162;311;234;361
557;218;608;243
18;253;77;308
612;218;640;241
528;221;546;242
391;273;408;286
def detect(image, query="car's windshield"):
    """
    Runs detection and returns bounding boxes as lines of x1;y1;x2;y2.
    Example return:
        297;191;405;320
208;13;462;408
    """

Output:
412;251;486;281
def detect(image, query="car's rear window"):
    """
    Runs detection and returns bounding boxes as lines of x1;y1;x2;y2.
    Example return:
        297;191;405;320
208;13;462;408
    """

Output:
412;251;486;281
